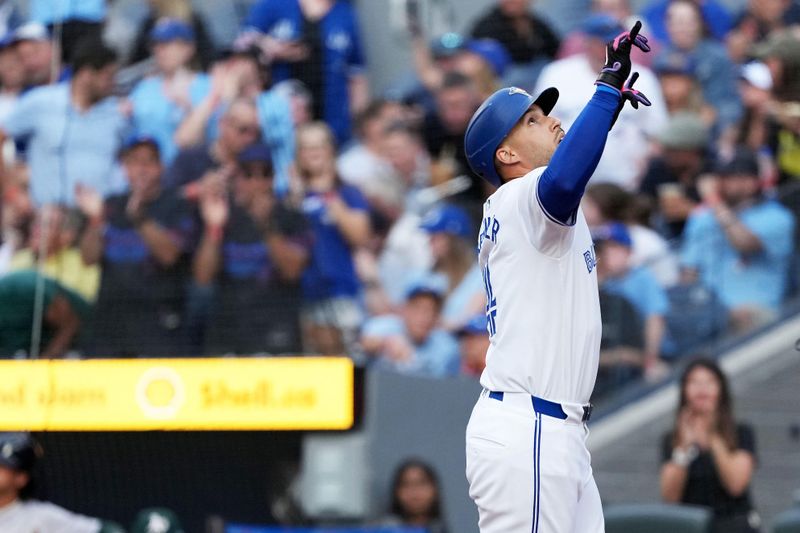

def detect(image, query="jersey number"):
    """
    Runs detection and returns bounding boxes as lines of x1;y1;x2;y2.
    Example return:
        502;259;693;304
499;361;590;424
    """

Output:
482;264;497;337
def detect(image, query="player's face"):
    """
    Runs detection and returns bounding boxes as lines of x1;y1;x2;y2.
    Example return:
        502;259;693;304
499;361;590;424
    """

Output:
684;366;721;415
396;465;437;518
0;466;26;498
498;105;564;177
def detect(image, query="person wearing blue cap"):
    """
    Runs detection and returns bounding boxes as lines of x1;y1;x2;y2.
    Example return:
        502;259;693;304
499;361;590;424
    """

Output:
193;142;310;355
419;203;485;332
534;13;667;190
593;222;669;379
129;18;211;165
128;2;215;70
457;313;489;377
76;136;197;357
360;273;460;378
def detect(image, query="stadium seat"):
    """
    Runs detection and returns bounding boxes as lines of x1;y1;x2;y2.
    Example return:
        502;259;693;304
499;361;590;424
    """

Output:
604;503;712;533
771;507;800;533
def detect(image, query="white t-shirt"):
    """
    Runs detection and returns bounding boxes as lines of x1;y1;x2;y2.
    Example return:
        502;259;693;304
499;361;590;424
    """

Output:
0;499;101;533
534;55;668;190
629;224;680;287
477;168;601;405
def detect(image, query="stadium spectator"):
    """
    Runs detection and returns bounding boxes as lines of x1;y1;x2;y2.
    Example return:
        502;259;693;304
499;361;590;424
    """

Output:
395;31;465;112
382;122;432;207
273;78;313;127
457;314;489;377
583;183;680;287
660;358;761;532
10;23;63;88
337;99;404;221
681;146;795;332
469;0;560;87
194;143;309;355
726;0;800;64
422;73;484;215
128;19;211;166
242;0;368;145
174;48;296;197
0;432;102;531
641;0;733;44
736;61;774;156
640;112;712;240
167;97;260;193
10;204;99;304
0;37;24;122
0;271;84;358
294;121;370;356
455;39;511;100
361;274;459;378
534;14;668;190
419;204;484;331
594;288;646;397
77;137;195;357
594;223;669;380
129;0;216;70
659;0;743;137
0;38;127;207
378;459;449;533
653;50;716;126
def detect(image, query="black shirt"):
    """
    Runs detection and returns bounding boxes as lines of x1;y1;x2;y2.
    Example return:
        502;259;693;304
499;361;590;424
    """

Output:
91;189;196;357
470;7;560;64
166;144;219;191
205;201;310;355
661;424;757;520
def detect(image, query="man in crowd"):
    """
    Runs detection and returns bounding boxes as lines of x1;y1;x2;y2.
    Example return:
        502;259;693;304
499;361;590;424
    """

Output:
193;143;310;355
77;136;196;357
0;37;126;207
682;147;796;332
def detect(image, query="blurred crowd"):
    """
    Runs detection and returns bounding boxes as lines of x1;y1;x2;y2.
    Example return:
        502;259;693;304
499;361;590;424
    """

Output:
0;0;798;398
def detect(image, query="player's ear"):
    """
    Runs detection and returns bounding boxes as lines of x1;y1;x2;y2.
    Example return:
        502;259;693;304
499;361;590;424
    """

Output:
495;143;519;167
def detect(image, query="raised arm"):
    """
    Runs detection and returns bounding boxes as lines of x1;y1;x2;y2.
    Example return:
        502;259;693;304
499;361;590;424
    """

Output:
538;22;651;224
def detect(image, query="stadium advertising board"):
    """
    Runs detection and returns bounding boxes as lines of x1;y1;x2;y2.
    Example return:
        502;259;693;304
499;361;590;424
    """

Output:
0;357;353;430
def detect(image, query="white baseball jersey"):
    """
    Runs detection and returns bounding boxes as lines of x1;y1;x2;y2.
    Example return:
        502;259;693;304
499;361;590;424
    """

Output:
0;499;101;533
477;166;601;405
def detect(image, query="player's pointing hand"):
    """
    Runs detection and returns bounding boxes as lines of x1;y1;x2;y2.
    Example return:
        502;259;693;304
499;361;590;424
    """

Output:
595;20;650;92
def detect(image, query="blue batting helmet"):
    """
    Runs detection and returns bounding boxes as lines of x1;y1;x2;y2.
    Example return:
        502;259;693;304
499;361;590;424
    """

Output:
464;86;559;186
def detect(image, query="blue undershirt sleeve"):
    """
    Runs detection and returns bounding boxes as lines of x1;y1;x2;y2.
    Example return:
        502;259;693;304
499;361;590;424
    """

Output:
537;86;620;225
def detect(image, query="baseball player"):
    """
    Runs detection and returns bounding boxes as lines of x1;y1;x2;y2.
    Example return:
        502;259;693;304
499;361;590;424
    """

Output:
0;432;102;532
463;22;651;532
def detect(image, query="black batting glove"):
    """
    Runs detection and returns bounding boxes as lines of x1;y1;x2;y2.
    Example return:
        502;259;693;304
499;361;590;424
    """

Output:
609;72;653;130
595;20;651;92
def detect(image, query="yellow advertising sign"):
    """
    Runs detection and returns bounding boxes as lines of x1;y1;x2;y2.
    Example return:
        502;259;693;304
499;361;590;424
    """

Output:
0;358;354;431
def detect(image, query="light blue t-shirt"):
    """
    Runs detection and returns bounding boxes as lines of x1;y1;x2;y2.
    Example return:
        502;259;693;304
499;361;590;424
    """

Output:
602;266;669;319
681;201;796;310
129;73;211;165
30;0;106;24
362;315;460;378
2;83;129;206
256;89;295;197
442;264;484;326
